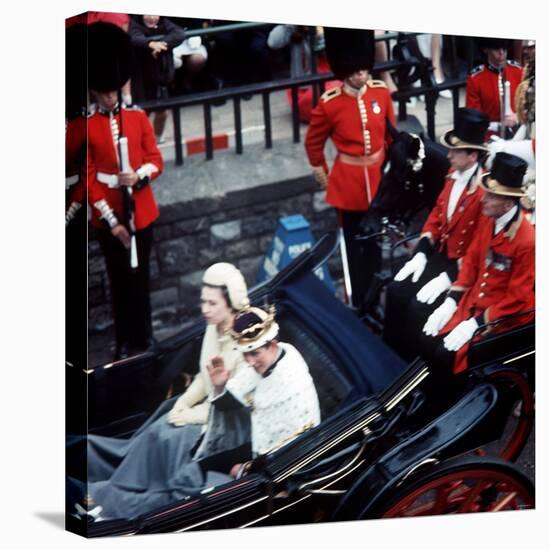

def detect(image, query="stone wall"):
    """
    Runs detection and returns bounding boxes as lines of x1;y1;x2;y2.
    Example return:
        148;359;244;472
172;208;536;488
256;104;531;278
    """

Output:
88;175;341;335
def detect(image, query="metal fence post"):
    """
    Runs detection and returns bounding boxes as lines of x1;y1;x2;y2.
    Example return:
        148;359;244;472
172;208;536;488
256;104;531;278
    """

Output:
291;86;300;143
233;97;243;154
172;107;183;166
204;102;213;160
262;92;272;149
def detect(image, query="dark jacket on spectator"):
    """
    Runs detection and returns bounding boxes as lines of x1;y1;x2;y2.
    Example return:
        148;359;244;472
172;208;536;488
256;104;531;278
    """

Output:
129;16;185;100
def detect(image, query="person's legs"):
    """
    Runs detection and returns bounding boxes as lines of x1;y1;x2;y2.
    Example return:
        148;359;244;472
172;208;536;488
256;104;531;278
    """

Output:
339;210;380;311
185;53;207;88
97;229;132;356
152;110;168;143
431;34;452;99
375;30;398;94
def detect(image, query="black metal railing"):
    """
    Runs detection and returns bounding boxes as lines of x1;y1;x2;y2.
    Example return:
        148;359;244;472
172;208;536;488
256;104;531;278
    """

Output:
137;26;466;165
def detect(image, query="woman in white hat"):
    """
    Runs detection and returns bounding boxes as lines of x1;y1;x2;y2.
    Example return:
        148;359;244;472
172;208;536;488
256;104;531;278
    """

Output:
167;262;250;426
80;263;251;520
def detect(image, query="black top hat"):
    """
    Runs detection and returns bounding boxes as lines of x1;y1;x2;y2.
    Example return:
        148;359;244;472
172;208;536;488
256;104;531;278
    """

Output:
324;27;375;80
481;152;528;197
441;107;489;151
88;22;132;93
477;36;512;51
66;24;88;118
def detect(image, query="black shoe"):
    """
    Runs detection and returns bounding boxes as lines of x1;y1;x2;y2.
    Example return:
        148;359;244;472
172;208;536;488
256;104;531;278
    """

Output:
114;342;130;360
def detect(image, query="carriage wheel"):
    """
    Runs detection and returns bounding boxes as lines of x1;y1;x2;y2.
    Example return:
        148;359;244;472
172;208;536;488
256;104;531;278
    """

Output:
373;456;534;518
482;369;534;462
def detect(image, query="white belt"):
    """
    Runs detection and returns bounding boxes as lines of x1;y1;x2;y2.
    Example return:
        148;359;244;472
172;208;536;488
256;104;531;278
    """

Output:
97;172;120;188
65;174;79;189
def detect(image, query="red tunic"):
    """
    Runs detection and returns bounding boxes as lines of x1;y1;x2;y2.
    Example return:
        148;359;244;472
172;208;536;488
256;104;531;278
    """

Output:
87;105;163;230
465;61;522;123
421;168;485;260
66;12;130;30
441;211;535;372
65;115;87;208
305;80;396;211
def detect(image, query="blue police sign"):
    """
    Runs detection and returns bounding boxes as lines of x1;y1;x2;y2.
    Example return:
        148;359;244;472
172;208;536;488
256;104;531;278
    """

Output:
257;215;335;292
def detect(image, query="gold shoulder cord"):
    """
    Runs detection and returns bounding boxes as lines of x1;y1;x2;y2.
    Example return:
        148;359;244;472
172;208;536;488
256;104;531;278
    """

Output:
321;86;342;103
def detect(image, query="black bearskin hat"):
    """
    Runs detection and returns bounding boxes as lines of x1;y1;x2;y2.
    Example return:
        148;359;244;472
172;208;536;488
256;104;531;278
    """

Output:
324;27;375;80
66;23;88;117
477;36;512;51
88;22;132;92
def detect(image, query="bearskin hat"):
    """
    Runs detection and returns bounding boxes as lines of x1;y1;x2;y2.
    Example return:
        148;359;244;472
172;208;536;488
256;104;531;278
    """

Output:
324;27;375;80
477;36;512;51
88;22;132;92
65;23;88;117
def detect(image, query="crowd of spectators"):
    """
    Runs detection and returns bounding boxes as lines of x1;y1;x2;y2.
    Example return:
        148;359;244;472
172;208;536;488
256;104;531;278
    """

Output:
68;13;534;130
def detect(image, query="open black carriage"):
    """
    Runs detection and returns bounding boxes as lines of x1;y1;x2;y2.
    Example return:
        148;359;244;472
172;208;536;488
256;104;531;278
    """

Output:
68;231;534;537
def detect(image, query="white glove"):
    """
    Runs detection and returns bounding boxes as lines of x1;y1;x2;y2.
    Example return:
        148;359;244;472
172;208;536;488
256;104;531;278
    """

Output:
443;317;479;351
423;297;457;337
416;272;452;304
394;252;427;283
167;394;191;424
168;401;209;426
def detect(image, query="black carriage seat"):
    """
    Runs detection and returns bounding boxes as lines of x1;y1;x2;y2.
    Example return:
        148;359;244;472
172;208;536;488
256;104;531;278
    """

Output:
468;310;535;370
276;313;354;420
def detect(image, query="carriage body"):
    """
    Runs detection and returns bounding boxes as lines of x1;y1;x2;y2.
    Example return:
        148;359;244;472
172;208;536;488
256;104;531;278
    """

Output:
69;233;534;537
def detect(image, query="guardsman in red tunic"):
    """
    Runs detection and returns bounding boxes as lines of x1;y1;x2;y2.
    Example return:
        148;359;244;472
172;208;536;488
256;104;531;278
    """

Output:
466;37;522;137
383;108;489;360
65;114;87;226
87;22;164;360
305;28;396;309
422;152;534;374
65;23;88;227
65;23;90;372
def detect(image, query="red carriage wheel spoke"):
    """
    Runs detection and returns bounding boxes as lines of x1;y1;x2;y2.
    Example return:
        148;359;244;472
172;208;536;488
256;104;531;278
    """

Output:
378;462;534;518
456;480;492;513
490;491;518;512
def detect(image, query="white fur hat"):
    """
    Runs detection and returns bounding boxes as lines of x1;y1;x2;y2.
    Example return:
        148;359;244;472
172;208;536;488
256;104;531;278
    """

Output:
202;263;249;310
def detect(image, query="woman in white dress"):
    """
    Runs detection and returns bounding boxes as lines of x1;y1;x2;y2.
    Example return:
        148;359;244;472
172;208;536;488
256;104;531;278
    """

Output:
73;263;251;520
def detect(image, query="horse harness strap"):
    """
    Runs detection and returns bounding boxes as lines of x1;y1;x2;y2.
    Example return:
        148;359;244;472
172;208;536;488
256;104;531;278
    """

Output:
339;149;383;166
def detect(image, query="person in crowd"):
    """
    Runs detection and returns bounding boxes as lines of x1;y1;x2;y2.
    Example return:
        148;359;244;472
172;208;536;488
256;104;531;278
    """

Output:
172;33;208;93
69;263;252;520
129;14;185;142
373;30;399;95
420;152;535;375
384;108;489;361
207;22;272;90
415;33;453;100
86;22;164;360
207;305;321;478
466;37;522;137
305;27;396;311
487;51;535;220
65;22;87;228
65;23;88;373
267;25;339;123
